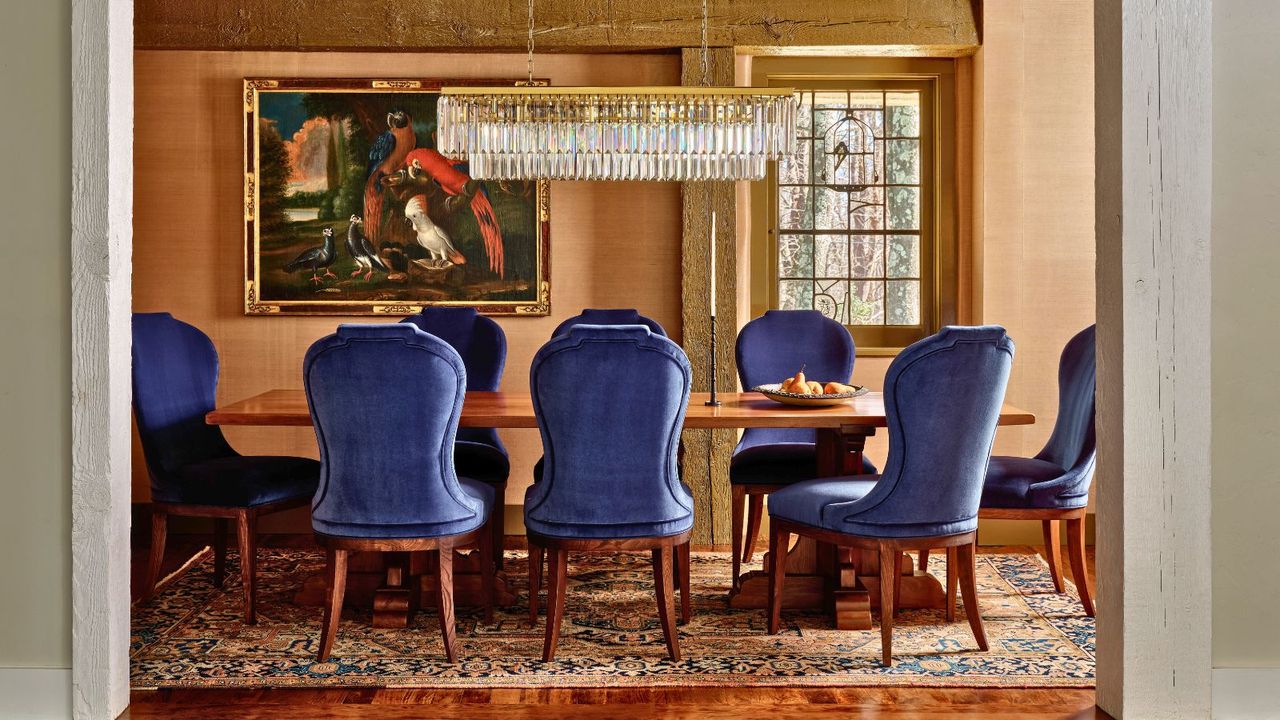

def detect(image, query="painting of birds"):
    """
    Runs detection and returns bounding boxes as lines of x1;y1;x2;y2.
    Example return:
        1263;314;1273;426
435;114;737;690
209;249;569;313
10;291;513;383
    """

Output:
362;111;416;245
343;215;388;281
284;227;338;284
403;148;505;277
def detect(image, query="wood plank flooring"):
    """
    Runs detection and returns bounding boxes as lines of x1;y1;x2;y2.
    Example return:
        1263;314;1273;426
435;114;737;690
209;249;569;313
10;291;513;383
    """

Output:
130;534;1104;719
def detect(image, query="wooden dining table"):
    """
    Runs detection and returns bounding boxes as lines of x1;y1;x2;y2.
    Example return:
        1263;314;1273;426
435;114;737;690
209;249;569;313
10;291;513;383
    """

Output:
208;389;1034;630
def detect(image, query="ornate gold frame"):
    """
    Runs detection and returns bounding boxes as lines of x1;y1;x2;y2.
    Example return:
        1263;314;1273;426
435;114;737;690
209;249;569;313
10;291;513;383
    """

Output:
243;78;551;316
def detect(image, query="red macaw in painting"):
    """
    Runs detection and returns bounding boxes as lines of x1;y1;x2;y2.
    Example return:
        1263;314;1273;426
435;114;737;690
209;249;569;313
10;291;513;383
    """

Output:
362;111;417;244
402;148;505;278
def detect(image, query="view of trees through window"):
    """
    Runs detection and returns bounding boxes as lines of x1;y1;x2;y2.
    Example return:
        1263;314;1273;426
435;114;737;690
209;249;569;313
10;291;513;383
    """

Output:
776;89;924;328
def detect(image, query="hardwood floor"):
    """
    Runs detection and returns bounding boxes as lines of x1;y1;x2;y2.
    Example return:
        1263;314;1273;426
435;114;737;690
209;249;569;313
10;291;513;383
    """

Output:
130;534;1103;719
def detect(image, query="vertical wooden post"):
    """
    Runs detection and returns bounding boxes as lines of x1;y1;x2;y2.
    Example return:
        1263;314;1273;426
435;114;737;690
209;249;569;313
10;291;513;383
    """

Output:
680;47;737;545
1094;0;1213;716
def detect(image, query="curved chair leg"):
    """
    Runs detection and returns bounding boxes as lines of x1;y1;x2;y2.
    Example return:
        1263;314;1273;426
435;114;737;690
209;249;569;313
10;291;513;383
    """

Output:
743;494;765;562
212;518;228;588
1066;516;1095;617
677;541;691;624
436;542;458;663
1042;519;1064;593
491;483;507;572
528;542;545;624
766;525;790;634
957;542;988;651
730;486;746;590
877;543;896;666
651;545;681;661
145;508;168;599
235;510;258;624
945;546;958;623
317;547;348;662
917;549;930;572
477;523;495;624
542;548;569;661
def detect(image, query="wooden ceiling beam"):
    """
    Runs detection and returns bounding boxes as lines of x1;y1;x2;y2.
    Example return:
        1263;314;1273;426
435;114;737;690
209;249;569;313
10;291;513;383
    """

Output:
135;0;979;53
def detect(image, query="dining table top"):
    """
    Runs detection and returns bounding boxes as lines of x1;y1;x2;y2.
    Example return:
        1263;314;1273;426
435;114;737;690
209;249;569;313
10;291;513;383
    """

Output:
206;389;1036;430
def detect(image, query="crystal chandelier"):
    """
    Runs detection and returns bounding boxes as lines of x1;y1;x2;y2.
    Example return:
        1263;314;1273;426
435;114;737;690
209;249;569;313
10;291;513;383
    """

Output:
436;0;797;181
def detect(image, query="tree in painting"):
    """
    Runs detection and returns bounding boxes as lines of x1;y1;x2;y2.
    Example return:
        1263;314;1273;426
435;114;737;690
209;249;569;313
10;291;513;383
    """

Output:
249;85;544;313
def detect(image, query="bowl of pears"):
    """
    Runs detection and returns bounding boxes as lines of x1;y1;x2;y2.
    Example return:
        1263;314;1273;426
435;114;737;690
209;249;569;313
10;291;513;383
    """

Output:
751;365;868;407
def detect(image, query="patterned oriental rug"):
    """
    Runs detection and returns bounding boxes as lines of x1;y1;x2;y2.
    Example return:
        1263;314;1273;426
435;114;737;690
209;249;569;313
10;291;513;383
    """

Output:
131;549;1094;689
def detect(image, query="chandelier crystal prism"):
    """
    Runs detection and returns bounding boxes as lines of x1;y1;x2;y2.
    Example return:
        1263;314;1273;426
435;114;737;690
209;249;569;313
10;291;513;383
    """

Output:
436;0;796;181
436;87;798;181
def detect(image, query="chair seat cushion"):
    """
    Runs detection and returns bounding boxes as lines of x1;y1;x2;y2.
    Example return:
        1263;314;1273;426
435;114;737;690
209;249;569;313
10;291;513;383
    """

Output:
155;455;320;507
980;456;1083;509
730;442;877;485
766;476;881;530
455;440;510;486
523;482;694;540
314;477;494;540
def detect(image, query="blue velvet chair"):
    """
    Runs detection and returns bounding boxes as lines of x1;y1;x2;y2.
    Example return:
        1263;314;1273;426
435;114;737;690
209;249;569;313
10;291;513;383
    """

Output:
525;325;693;661
304;324;495;662
977;324;1096;616
132;313;319;624
731;310;877;587
551;308;668;338
401;307;510;570
766;326;1014;666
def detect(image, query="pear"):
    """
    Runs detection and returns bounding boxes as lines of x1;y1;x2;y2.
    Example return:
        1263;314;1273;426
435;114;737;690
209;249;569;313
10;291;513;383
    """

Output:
823;382;842;395
793;365;808;390
780;376;795;393
808;381;823;394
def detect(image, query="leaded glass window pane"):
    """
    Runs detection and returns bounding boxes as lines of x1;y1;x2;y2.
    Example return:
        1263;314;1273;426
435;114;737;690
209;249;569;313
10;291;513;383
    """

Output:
776;88;924;332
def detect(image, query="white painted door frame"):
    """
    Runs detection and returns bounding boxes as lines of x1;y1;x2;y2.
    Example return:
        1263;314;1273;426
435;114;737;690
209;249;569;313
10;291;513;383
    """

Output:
67;1;1215;718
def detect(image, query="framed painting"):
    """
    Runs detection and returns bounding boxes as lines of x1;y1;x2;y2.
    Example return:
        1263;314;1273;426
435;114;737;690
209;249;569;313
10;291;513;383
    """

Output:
243;78;550;315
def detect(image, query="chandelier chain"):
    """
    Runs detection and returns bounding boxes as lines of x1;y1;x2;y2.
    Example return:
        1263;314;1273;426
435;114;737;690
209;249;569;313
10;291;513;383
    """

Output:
527;0;535;83
700;0;709;85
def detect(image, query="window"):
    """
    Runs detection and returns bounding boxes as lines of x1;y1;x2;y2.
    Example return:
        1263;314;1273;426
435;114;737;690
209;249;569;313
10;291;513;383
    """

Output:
752;59;959;353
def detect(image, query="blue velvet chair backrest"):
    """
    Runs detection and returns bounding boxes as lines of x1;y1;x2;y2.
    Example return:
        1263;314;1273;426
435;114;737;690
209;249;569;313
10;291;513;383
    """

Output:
304;324;484;534
834;326;1014;535
401;307;507;447
526;325;693;532
735;310;856;444
551;309;667;339
1035;324;1097;473
131;313;236;490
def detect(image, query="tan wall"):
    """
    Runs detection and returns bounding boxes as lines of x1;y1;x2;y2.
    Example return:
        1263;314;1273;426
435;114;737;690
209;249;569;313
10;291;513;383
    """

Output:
132;51;683;532
0;1;71;667
1212;0;1280;667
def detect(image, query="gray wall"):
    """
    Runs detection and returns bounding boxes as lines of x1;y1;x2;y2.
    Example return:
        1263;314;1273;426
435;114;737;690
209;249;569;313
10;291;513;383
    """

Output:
1212;0;1280;667
0;0;72;668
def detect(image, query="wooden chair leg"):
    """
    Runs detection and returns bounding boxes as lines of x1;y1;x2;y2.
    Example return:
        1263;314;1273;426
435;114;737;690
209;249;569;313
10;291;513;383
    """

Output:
145;508;168;599
958;542;988;651
491;485;507;571
211;518;228;588
877;543;896;666
652;545;681;661
317;547;348;661
235;510;258;624
676;541;691;625
436;542;458;663
766;525;790;634
892;553;905;617
730;485;746;590
918;549;930;572
528;542;545;624
477;523;495;624
1066;516;1096;617
743;494;765;562
945;546;958;623
1042;519;1064;593
542;548;569;661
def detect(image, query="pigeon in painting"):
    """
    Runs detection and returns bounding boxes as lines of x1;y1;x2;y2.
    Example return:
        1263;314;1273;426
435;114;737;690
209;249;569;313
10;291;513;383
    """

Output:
344;215;387;281
284;227;338;284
